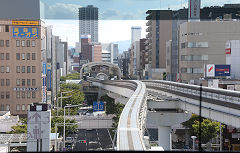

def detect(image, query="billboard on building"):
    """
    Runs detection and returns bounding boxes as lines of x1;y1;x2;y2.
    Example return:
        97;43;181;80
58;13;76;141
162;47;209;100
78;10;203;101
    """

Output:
206;64;215;77
46;63;51;90
188;0;201;20
12;27;39;38
215;65;231;77
225;41;231;54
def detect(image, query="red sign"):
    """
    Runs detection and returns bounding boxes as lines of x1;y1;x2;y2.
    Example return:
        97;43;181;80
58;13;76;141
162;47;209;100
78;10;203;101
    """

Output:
226;48;231;54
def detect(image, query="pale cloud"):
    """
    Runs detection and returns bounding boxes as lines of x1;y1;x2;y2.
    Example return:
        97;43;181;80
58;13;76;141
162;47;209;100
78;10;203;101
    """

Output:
44;3;81;19
44;19;147;47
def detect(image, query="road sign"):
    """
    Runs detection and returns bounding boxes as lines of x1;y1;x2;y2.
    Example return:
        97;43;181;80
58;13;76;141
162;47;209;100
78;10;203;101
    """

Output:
93;101;104;112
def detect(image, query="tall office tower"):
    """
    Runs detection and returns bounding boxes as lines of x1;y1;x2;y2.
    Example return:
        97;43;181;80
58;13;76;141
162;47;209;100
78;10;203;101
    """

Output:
188;0;201;21
79;5;98;43
145;10;172;69
131;26;142;44
0;0;46;116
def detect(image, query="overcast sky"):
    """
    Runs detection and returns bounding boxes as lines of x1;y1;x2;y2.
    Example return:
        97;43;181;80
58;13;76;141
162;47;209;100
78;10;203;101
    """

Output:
42;0;240;51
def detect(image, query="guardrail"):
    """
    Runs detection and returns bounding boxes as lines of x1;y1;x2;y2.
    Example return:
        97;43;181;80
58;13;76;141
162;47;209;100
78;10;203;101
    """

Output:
87;78;148;150
144;80;240;117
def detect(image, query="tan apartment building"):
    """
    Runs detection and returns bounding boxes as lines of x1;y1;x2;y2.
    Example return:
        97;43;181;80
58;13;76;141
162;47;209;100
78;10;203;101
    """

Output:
0;19;45;116
145;10;172;79
179;21;240;83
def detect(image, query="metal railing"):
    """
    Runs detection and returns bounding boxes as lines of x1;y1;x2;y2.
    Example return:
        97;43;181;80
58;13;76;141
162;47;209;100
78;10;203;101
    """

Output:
144;80;240;114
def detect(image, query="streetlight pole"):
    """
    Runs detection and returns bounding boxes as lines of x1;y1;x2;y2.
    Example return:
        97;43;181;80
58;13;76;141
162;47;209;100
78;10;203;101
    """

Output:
199;83;203;151
55;123;77;151
56;91;73;116
63;104;81;150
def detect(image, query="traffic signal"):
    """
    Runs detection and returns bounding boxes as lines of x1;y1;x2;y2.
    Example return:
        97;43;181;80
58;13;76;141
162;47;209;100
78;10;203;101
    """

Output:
79;140;86;143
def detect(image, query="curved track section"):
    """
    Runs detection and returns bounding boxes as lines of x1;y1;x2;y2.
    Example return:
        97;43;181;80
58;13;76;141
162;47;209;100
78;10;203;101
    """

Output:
88;78;147;150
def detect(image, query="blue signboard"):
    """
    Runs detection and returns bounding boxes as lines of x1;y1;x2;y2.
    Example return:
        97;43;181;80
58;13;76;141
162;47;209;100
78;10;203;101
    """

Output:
93;101;104;112
12;27;39;38
47;69;51;90
42;77;46;86
215;65;231;77
42;62;46;75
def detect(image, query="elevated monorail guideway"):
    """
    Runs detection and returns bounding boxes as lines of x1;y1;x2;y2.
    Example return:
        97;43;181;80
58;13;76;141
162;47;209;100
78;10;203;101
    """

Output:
144;80;240;128
87;78;148;150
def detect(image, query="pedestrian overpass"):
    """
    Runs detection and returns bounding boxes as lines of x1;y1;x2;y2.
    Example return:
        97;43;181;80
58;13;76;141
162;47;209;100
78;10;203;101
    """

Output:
87;77;240;151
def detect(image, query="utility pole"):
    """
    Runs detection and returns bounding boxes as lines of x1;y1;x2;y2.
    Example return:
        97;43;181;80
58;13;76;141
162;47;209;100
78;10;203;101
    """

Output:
199;83;202;151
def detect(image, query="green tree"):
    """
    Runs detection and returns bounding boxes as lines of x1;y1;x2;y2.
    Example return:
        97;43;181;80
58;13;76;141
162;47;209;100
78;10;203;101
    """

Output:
60;73;80;81
51;115;78;136
182;114;224;144
58;83;85;107
192;119;224;144
8;118;27;134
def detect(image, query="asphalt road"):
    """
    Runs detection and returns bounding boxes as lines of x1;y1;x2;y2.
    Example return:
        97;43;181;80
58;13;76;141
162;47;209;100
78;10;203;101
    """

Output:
71;129;113;151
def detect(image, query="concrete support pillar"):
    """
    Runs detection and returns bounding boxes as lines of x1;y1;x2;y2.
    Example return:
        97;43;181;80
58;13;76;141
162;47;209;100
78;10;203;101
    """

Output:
158;126;171;150
147;112;191;151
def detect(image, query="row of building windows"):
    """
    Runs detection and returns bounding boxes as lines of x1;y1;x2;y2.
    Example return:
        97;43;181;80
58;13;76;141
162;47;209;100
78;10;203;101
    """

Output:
181;55;208;61
0;40;9;47
0;53;10;60
0;79;10;86
0;66;10;73
181;68;204;74
16;79;36;86
16;53;36;60
0;25;9;33
16;91;36;99
16;66;36;73
16;40;35;47
0;104;26;112
181;42;208;49
0;91;10;99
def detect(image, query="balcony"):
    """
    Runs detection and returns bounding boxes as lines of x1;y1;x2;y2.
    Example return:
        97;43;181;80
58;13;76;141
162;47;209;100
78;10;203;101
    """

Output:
146;27;152;32
146;20;152;26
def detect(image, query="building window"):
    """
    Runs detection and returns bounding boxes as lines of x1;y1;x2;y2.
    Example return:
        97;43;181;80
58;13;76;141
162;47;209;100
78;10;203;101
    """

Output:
0;40;4;47
26;40;30;47
21;53;25;60
21;40;25;47
0;105;4;111
1;66;4;73
27;79;31;86
181;55;208;61
6;66;10;73
6;79;10;86
188;42;208;48
0;53;4;60
22;105;25;111
6;53;9;60
27;92;31;99
32;79;36;86
27;66;31;73
16;79;20;86
27;53;30;60
32;66;36;73
6;40;9;47
6;105;9;111
16;104;20;111
5;25;9;32
22;92;25;99
32;92;36;99
1;79;4;86
6;92;10;99
1;92;4;99
21;66;25;73
32;53;36;60
16;53;20;60
16;40;20;47
16;66;20;73
32;40;35;47
22;79;25;86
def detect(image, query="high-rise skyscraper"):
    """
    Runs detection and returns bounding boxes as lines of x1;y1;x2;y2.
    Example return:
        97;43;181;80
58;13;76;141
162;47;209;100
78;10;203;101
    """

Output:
79;5;98;43
131;26;141;44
